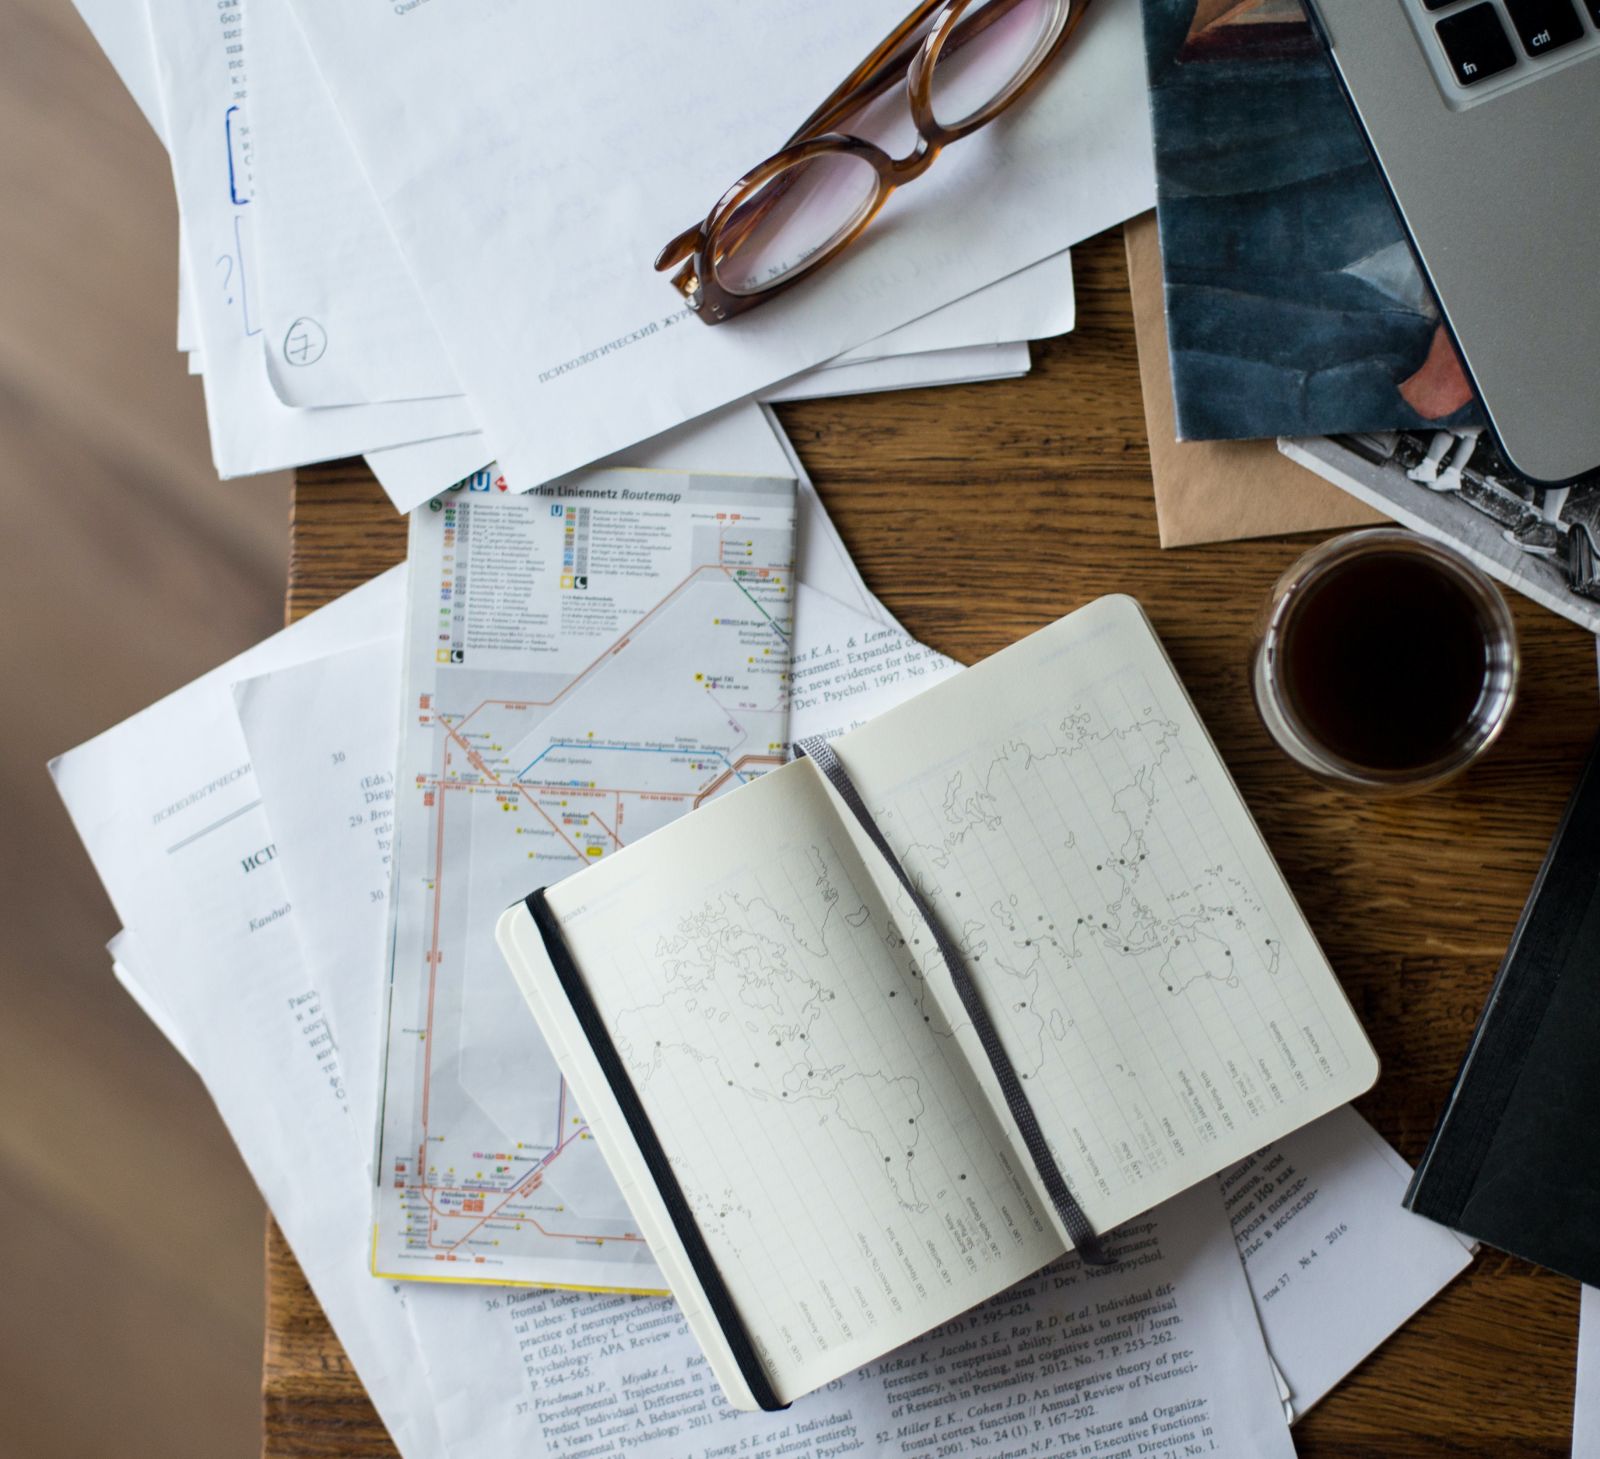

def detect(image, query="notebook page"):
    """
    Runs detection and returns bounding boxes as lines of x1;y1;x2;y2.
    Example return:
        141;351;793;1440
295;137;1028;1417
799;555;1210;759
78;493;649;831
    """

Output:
541;757;1065;1402
833;595;1379;1245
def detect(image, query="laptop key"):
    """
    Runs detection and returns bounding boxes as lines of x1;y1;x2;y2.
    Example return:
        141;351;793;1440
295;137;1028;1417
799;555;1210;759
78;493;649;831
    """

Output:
1503;0;1584;55
1435;4;1518;83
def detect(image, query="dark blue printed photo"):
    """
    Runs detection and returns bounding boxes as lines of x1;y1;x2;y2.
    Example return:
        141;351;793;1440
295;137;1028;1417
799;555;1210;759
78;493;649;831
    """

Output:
1141;0;1483;441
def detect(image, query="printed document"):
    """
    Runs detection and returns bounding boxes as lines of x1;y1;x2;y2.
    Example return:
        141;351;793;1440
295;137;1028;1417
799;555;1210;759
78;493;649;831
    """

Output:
142;0;476;475
361;244;1072;512
373;471;798;1288
253;0;1072;415
52;571;442;1459
51;568;401;1057
253;0;1071;412
361;338;1028;510
790;584;963;742
838;249;1075;362
249;0;460;408
287;0;1152;485
769;342;1031;402
235;636;405;1157
1220;1105;1475;1417
366;398;821;519
411;1179;1295;1459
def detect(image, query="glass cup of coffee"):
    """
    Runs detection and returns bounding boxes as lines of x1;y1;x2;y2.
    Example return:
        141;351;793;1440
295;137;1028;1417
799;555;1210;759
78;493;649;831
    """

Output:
1252;529;1518;793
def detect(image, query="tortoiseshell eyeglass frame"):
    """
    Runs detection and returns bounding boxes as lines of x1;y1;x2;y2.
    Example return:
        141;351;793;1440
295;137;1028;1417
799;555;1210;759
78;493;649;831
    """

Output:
654;0;1094;324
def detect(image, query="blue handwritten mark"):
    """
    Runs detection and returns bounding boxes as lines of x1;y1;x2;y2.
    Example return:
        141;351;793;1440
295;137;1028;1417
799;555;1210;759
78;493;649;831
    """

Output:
225;105;250;207
230;215;261;338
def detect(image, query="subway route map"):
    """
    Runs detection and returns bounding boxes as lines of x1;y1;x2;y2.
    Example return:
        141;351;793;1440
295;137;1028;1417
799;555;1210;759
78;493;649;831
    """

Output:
371;468;796;1289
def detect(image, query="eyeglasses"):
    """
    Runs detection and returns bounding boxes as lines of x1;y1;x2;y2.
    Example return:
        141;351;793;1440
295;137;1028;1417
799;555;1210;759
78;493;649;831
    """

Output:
654;0;1091;325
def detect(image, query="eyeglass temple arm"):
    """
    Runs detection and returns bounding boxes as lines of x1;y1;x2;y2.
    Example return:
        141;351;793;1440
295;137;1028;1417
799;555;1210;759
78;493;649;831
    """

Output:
787;0;1056;145
655;182;795;278
656;224;702;272
783;0;950;146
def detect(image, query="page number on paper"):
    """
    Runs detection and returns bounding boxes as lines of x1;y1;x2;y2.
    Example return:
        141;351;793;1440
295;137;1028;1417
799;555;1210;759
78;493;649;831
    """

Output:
283;317;328;367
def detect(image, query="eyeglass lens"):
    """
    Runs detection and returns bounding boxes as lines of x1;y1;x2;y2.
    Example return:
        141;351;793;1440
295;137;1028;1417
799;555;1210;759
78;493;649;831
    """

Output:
713;152;883;297
930;0;1070;128
711;0;1071;298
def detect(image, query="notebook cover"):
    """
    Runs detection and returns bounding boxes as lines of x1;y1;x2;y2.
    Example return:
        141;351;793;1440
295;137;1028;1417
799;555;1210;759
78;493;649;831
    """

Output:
1137;0;1484;442
1403;731;1600;1286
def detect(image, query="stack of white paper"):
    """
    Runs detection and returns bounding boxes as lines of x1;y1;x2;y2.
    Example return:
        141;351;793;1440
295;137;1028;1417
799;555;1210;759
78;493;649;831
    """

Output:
49;0;1514;1443
52;403;1479;1455
69;0;1160;511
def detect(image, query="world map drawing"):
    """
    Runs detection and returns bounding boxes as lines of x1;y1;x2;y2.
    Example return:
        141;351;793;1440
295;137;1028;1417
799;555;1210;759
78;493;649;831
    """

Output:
614;688;1340;1237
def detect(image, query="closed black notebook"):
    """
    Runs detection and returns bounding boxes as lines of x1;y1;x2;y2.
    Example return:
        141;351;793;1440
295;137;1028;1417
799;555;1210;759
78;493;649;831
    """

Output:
1405;732;1600;1285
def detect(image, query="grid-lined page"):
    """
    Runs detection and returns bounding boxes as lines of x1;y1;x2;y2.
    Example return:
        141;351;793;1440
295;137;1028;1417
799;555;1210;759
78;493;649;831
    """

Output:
542;759;1065;1401
835;595;1379;1240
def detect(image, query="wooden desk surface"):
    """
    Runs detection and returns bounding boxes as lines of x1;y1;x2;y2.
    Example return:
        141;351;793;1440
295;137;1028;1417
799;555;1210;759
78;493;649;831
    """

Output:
275;229;1596;1458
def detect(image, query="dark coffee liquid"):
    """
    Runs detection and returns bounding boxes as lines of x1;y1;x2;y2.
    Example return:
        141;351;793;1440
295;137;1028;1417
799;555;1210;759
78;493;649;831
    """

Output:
1279;551;1489;772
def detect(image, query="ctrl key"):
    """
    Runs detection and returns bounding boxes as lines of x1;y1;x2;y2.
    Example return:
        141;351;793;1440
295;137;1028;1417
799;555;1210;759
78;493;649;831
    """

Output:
1504;0;1584;56
1436;3;1517;84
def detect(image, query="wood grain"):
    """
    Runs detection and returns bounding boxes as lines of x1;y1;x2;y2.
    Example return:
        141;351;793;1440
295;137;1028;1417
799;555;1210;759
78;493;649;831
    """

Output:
274;227;1597;1458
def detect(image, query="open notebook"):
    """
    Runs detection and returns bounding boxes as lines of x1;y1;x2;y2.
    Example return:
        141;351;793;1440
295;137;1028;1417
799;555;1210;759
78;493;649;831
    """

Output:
497;595;1378;1410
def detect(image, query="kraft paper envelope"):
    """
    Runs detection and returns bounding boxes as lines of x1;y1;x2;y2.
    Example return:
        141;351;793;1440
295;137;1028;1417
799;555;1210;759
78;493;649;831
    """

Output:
1125;213;1386;549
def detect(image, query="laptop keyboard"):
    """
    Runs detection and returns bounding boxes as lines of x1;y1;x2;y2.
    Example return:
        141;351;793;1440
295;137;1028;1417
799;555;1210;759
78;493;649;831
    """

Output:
1414;0;1598;100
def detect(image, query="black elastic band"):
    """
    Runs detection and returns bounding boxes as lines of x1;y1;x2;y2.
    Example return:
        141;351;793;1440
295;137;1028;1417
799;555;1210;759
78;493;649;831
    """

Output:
524;889;787;1412
795;736;1112;1267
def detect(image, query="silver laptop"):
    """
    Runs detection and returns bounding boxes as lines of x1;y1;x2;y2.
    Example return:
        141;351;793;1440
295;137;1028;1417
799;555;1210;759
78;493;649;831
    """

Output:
1304;0;1600;483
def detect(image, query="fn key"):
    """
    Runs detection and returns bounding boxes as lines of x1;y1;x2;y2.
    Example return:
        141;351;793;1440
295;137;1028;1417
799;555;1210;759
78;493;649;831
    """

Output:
1436;4;1517;84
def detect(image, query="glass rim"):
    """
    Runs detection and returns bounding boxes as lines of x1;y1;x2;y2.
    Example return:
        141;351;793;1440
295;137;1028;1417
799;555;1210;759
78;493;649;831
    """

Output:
925;0;1073;130
709;146;888;298
1256;528;1520;792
